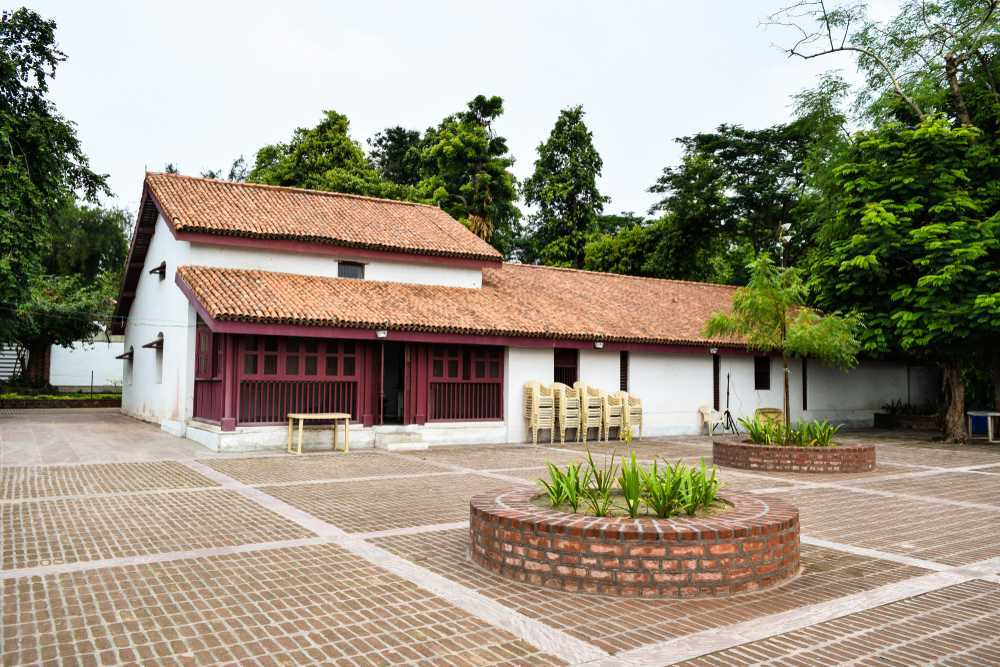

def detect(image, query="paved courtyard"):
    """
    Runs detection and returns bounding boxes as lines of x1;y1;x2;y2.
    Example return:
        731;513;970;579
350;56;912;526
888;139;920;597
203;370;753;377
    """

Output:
2;411;1000;665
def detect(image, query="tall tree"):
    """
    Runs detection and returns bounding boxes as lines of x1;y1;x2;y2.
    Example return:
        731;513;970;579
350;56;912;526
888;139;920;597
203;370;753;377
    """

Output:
810;117;999;440
368;126;422;186
766;0;999;128
0;8;107;343
706;254;861;427
247;110;416;200
519;106;608;268
417;95;520;255
15;202;129;384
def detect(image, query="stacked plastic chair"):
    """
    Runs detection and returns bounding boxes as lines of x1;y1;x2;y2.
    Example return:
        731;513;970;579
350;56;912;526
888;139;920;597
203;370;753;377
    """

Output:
551;382;582;444
523;381;555;445
614;391;644;440
573;381;605;443
602;392;625;442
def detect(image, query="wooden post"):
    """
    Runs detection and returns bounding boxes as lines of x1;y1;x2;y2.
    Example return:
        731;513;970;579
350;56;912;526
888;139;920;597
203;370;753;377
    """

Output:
220;334;237;431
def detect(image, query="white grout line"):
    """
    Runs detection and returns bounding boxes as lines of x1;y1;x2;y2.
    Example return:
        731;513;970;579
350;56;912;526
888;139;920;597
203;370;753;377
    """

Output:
799;535;953;572
747;479;1000;513
0;537;328;581
355;521;471;540
380;451;540;486
178;459;609;664
249;470;466;488
586;563;1000;667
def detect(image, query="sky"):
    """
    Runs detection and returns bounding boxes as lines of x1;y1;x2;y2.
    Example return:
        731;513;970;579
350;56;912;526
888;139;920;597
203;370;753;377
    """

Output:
33;0;896;217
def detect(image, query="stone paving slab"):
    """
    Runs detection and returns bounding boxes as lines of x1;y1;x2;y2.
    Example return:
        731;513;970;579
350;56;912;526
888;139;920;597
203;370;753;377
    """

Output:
0;460;218;500
784;487;1000;566
548;438;714;462
724;462;914;484
200;451;447;485
679;579;1000;666
2;490;313;570
373;529;927;655
260;474;531;533
852;470;1000;507
0;543;561;666
875;442;1000;468
408;445;592;471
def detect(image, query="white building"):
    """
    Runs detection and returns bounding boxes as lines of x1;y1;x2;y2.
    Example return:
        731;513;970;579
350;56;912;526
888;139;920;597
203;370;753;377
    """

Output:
112;173;938;451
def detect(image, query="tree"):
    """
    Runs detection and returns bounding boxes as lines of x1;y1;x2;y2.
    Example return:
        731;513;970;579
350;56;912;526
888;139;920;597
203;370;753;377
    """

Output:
811;117;999;440
417;95;520;255
199;156;248;182
368;126;422;186
0;8;107;343
247;110;416;200
766;0;999;127
705;254;861;428
649;121;818;272
14;202;129;384
519;106;609;268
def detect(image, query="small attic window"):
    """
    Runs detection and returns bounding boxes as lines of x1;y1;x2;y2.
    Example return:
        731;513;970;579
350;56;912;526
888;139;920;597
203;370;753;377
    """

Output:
338;262;365;280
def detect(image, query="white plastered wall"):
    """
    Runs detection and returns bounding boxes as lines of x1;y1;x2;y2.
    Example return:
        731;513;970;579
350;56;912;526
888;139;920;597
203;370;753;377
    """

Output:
122;215;196;432
187;242;482;288
49;340;125;389
505;346;554;443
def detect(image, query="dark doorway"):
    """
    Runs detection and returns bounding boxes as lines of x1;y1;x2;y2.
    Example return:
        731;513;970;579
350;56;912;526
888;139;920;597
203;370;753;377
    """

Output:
381;342;405;424
554;348;579;385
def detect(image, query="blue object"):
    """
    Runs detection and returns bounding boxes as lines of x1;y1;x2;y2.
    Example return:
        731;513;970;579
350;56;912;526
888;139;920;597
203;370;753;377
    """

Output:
969;415;988;437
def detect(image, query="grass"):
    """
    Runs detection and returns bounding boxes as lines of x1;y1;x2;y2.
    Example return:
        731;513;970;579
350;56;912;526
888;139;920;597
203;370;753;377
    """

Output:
537;451;723;519
1;391;121;401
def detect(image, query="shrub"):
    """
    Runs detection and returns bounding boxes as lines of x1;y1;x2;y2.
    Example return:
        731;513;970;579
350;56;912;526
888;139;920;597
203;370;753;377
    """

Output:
737;416;841;447
538;452;722;519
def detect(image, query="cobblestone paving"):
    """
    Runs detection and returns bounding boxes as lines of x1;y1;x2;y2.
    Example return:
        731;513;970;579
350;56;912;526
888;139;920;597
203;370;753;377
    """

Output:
373;531;927;654
2;489;312;569
260;473;529;533
856;470;1000;506
3;414;1000;665
0;460;218;500
201;451;447;485
679;580;1000;666
1;543;559;666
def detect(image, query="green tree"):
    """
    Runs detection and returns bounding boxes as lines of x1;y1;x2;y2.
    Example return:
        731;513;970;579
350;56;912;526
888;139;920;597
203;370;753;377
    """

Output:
0;8;107;343
705;254;861;428
368;126;422;186
417;95;520;255
519;106;608;267
811;117;999;440
248;110;416;200
14;202;129;384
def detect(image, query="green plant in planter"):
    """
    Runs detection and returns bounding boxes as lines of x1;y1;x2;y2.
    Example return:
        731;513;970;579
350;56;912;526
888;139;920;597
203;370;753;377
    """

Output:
538;462;589;512
738;415;841;447
618;452;643;518
678;459;720;516
640;460;684;518
583;450;619;517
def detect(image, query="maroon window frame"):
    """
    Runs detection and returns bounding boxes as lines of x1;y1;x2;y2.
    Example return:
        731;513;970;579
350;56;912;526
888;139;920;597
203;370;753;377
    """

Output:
427;345;503;421
236;336;361;424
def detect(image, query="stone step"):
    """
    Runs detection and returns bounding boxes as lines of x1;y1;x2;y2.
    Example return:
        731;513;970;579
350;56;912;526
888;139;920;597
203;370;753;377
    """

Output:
373;429;429;451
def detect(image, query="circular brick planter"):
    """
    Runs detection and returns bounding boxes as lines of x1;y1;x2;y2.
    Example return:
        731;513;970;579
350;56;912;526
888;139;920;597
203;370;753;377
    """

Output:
713;438;876;473
469;487;799;598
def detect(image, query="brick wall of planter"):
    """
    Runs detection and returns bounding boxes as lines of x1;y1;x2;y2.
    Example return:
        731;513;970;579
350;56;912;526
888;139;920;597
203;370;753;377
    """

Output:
712;438;876;473
469;488;799;598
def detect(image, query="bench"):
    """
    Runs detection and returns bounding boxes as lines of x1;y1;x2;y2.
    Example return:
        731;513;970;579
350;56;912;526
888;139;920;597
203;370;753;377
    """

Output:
286;412;352;455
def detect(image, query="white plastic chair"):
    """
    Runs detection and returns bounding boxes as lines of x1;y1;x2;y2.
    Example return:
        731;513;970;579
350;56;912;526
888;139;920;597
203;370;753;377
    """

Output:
699;406;724;435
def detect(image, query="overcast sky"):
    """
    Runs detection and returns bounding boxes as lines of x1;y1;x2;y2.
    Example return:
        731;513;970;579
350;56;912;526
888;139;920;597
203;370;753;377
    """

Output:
34;0;895;217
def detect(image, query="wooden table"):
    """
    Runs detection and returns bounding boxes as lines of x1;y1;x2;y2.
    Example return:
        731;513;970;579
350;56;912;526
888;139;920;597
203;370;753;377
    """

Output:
286;412;351;455
967;411;1000;444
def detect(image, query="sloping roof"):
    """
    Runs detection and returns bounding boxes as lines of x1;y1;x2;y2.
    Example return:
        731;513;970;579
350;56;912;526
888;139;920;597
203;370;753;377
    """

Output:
145;172;502;262
176;264;741;347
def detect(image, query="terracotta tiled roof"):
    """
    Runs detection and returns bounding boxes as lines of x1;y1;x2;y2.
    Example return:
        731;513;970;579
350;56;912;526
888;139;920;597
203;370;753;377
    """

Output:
145;172;502;262
177;264;741;346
